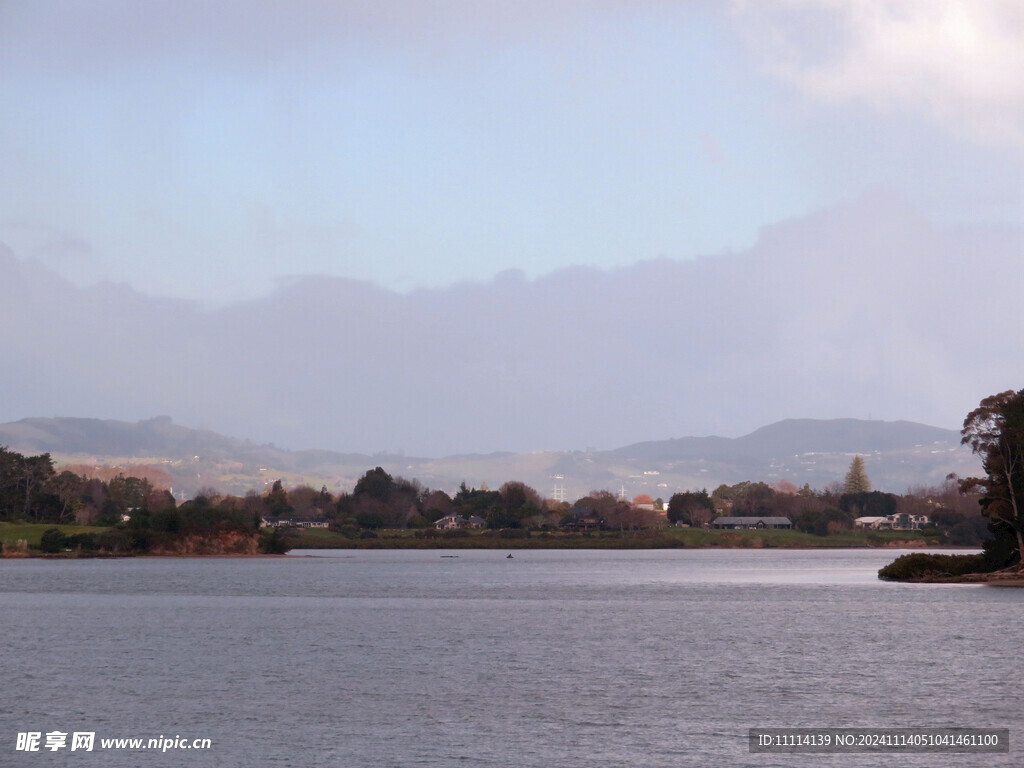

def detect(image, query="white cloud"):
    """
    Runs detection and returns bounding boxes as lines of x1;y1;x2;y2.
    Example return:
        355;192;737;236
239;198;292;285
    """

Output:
736;0;1024;147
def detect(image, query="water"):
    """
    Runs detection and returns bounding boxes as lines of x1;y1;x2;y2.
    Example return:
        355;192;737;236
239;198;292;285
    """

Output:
1;549;1020;767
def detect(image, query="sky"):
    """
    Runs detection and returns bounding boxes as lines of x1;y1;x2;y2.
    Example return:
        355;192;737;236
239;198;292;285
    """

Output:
2;0;1023;304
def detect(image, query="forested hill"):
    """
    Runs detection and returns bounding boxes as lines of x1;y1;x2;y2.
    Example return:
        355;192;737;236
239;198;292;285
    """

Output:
609;419;961;462
0;416;978;498
0;417;375;470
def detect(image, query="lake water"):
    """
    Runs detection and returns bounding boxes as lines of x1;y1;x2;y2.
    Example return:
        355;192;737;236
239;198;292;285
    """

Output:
2;548;1020;767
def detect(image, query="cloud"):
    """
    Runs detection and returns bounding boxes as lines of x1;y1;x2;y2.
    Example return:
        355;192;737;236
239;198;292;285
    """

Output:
0;0;674;75
2;189;1021;456
736;0;1024;147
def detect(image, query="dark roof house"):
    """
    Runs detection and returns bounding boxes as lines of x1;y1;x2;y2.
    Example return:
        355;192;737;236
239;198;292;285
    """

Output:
711;516;792;530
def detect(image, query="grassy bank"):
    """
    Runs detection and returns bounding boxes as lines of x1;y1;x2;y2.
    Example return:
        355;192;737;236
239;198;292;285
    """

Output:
287;526;944;550
0;522;946;556
0;522;113;550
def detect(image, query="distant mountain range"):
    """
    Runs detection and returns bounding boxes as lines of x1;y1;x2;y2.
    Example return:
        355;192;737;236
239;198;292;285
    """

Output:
0;416;980;499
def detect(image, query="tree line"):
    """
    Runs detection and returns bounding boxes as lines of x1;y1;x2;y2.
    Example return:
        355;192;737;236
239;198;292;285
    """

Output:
1;444;993;554
0;448;271;553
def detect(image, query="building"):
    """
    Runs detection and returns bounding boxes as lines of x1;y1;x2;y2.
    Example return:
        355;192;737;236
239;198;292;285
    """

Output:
260;516;330;529
434;514;487;530
560;513;606;531
434;514;464;530
711;516;793;530
855;514;930;531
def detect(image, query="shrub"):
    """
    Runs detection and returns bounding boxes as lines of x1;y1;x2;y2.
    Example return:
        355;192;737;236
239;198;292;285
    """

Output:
39;528;67;553
498;528;530;539
878;552;986;581
2;539;30;556
96;529;135;553
355;511;385;530
258;527;291;555
64;533;99;552
948;521;983;546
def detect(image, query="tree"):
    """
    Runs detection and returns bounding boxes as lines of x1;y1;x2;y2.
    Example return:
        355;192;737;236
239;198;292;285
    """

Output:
107;474;154;514
839;491;896;518
422;490;453;523
264;480;293;516
39;527;67;553
44;471;86;522
960;389;1024;569
258;526;291;555
843;456;871;495
667;491;714;527
0;450;56;521
353;467;395;501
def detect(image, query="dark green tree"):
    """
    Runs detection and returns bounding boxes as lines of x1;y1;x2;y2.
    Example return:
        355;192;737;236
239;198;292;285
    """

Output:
353;467;395;501
107;474;154;512
39;527;67;553
960;389;1024;569
667;490;714;526
258;527;292;554
839;491;896;518
264;480;293;516
0;450;56;521
355;510;386;529
44;470;87;521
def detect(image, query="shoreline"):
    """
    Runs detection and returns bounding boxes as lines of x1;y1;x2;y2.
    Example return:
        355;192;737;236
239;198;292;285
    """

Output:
3;544;979;560
883;570;1024;586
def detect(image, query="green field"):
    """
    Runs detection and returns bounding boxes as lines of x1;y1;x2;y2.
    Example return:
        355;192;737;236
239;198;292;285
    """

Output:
0;521;946;554
286;526;945;550
0;522;112;549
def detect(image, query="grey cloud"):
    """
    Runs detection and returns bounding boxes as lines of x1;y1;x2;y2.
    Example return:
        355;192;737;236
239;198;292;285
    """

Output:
0;0;683;74
2;190;1021;456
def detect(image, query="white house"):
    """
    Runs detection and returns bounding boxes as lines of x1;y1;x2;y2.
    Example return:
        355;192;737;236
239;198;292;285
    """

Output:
855;514;930;531
434;514;465;530
261;516;330;529
434;514;486;530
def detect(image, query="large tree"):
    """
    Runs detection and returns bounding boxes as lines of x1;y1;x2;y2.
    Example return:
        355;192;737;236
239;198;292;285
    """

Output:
843;456;871;495
961;389;1024;569
667;490;714;527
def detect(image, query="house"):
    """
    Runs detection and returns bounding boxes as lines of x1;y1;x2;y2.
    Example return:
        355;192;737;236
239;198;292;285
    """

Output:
434;514;465;530
711;516;793;530
294;518;330;529
631;494;656;512
854;516;890;530
575;513;607;531
855;514;929;531
559;513;606;531
260;516;330;529
434;514;486;530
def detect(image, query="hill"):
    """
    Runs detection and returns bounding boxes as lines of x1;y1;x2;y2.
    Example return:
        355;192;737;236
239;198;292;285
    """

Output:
0;416;980;499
